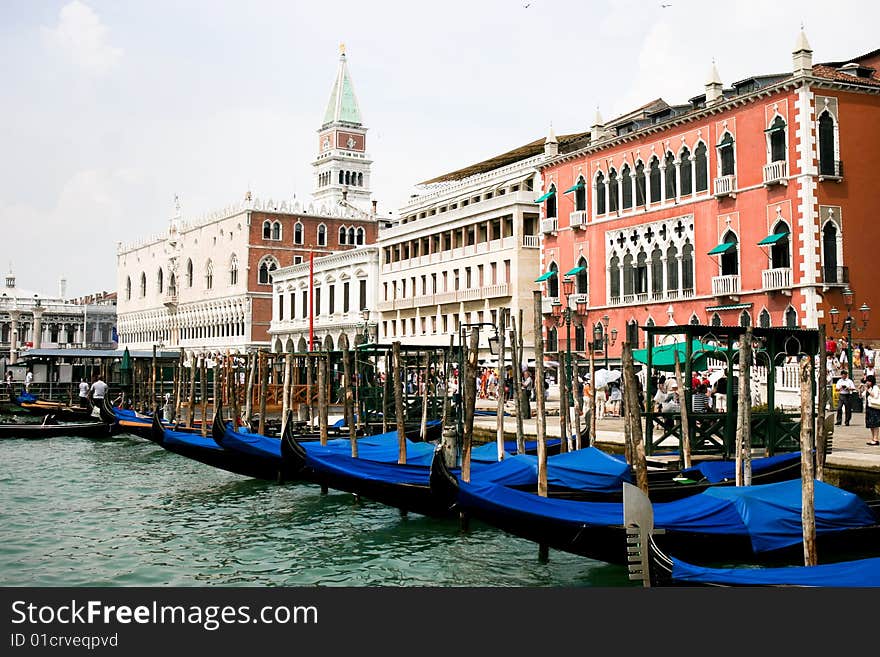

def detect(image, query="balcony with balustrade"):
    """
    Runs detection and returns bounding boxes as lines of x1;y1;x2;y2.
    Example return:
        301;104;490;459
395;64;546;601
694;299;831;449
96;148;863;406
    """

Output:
713;174;736;198
711;274;741;298
569;211;587;229
818;159;844;182
522;234;540;248
822;265;849;289
762;161;788;186
762;267;792;293
541;296;559;315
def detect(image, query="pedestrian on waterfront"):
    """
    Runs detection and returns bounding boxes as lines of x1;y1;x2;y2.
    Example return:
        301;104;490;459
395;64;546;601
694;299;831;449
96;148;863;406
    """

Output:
608;382;622;417
4;370;12;396
522;368;534;401
77;378;90;409
24;369;33;393
691;384;710;413
835;368;856;426
862;374;880;446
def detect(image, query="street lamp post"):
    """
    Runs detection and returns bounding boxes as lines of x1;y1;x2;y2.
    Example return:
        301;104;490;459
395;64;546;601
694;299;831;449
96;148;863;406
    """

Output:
829;287;870;377
551;277;588;417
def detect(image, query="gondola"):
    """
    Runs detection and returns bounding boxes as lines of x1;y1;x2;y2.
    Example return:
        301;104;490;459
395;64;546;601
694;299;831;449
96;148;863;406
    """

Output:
0;414;115;439
14;394;97;422
429;442;803;506
623;482;880;587
101;397;205;439
436;451;880;566
148;413;300;482
281;426;617;518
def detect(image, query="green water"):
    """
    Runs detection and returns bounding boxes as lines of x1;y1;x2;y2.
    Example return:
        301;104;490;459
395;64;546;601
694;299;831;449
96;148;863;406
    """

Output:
0;435;632;587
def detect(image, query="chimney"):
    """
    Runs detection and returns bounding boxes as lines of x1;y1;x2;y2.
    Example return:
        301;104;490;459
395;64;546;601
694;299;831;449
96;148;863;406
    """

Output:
543;124;558;158
792;27;813;77
705;60;723;105
591;108;609;141
59;277;67;298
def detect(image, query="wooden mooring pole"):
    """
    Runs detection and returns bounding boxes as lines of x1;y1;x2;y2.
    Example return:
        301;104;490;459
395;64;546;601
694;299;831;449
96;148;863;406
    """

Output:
738;328;753;485
495;309;507;461
623;343;649;494
532;291;548;497
258;351;268;437
393;342;406;464
673;349;692;470
800;355;818;566
512;311;526;454
461;327;480;483
816;324;828;482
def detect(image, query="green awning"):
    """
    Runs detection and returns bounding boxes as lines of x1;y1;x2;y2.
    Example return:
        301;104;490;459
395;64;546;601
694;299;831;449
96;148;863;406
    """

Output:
758;231;789;245
535;270;558;282
708;242;736;255
563;181;585;194
632;339;730;372
565;266;586;276
534;189;556;204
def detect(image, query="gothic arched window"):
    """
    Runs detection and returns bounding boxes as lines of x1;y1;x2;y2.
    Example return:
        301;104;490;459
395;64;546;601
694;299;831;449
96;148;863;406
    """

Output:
258;257;278;285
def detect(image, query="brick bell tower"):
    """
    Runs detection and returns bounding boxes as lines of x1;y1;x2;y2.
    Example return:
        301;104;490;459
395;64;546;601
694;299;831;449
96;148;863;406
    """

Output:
312;44;373;212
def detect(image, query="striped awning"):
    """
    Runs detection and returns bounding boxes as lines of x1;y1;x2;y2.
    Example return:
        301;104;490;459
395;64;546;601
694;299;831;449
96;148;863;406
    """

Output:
705;303;753;312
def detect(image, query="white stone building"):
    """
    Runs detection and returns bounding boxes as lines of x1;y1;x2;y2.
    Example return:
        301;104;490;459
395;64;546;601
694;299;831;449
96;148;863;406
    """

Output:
0;271;117;366
116;48;382;357
268;246;379;352
376;130;589;361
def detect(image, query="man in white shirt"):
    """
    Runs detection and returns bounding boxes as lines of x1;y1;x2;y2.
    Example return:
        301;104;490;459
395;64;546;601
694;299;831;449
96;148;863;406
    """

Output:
89;376;109;405
24;370;33;393
836;369;856;426
77;378;90;408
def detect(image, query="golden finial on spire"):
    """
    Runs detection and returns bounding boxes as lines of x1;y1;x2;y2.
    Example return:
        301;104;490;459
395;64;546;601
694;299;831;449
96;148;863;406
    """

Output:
339;42;346;56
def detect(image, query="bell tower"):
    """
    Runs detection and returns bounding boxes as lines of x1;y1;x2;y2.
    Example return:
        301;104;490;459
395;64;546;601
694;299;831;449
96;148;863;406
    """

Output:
312;45;373;212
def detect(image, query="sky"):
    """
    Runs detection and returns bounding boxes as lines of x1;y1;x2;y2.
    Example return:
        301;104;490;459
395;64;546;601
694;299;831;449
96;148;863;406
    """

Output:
1;0;877;298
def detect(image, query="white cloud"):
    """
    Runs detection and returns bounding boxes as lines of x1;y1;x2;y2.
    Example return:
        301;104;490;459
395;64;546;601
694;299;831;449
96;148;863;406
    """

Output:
41;1;122;75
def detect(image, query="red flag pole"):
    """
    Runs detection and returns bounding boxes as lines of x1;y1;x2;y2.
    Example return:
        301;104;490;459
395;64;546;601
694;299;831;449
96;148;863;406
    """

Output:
309;250;315;351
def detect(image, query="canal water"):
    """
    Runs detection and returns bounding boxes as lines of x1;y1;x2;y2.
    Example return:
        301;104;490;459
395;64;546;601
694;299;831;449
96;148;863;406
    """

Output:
0;434;632;587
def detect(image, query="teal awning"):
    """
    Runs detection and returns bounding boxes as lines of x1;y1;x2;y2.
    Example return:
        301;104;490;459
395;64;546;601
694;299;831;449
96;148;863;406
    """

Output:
534;189;556;204
633;339;730;372
565;266;586;276
708;242;736;255
563;181;585;194
535;270;558;282
758;231;788;245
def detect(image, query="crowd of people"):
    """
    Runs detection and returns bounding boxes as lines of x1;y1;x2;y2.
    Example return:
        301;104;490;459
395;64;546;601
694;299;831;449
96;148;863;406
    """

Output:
824;335;878;445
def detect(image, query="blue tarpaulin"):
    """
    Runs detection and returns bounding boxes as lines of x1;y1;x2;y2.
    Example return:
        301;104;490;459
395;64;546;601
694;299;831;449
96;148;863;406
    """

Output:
456;479;876;553
682;451;801;483
670;555;880;587
163;427;223;451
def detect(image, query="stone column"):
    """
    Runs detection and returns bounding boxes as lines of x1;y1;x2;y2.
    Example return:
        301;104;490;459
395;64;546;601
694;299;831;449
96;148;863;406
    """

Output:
32;306;45;350
9;310;20;364
659;165;666;203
